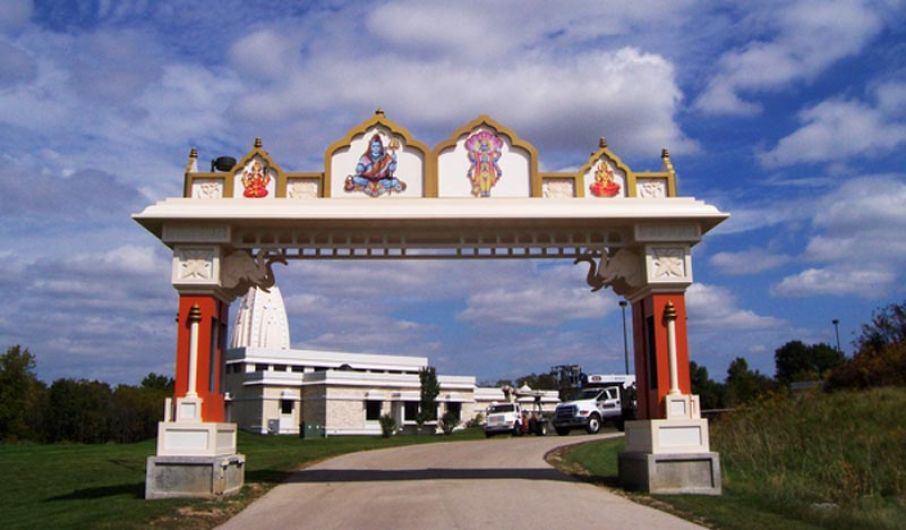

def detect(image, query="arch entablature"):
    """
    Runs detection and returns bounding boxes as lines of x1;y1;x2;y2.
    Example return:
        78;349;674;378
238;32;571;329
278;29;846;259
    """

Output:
180;109;678;201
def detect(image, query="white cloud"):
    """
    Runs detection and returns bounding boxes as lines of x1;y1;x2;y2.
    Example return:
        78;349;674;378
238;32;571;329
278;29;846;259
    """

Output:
695;0;884;115
758;92;906;167
771;174;906;297
709;248;791;275
772;267;895;297
686;283;785;331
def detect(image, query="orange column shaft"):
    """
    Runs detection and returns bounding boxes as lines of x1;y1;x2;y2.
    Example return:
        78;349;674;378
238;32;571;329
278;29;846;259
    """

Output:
174;295;228;422
630;292;691;419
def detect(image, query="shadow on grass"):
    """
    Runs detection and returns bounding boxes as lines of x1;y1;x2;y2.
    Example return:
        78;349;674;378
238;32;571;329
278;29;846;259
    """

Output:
46;482;145;501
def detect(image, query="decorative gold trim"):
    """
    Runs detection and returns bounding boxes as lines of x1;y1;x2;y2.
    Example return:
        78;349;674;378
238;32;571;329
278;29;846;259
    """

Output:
431;115;541;197
323;109;431;198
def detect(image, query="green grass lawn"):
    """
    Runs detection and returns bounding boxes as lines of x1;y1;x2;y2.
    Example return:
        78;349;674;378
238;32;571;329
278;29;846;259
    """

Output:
556;387;906;530
0;428;485;529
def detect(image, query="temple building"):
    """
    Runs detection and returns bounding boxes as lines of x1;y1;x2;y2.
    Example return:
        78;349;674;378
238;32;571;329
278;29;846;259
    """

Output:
223;286;556;435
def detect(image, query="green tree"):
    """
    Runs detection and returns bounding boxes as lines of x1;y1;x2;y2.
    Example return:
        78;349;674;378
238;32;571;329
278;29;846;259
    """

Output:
827;300;906;391
774;340;844;384
515;373;558;390
140;373;174;393
689;361;725;410
45;379;113;443
416;366;440;429
0;345;44;441
724;357;774;406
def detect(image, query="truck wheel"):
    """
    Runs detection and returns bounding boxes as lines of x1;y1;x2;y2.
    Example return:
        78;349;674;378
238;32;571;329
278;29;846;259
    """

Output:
512;423;521;436
555;427;570;436
586;414;601;434
536;422;548;436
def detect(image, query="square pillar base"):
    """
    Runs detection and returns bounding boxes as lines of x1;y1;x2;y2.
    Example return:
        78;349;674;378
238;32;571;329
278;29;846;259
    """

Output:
618;451;721;495
145;454;245;499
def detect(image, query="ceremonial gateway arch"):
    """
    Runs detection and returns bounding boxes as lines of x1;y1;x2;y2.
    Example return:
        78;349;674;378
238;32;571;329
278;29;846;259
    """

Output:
134;110;727;498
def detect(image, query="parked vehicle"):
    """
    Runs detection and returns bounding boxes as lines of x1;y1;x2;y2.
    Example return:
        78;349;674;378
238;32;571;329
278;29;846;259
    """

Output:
552;383;634;435
484;402;523;437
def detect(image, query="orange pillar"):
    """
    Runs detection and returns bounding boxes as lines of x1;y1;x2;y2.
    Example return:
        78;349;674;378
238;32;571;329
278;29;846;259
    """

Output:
631;292;691;419
174;294;229;422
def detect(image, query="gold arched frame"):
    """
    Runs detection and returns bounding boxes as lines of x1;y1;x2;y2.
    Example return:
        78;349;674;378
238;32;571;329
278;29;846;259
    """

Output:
322;110;431;198
431;115;542;198
574;143;677;198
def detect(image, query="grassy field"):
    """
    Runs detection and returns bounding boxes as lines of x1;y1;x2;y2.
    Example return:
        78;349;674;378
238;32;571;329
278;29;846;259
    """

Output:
0;428;484;529
556;387;906;530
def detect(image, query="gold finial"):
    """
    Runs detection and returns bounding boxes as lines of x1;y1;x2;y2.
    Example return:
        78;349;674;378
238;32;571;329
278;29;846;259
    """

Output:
189;147;198;159
661;148;670;159
188;304;202;323
254;137;263;148
599;137;608;148
375;107;385;116
663;301;677;321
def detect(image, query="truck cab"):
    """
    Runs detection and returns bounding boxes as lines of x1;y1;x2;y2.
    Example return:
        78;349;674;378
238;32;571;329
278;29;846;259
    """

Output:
552;379;633;435
484;402;523;437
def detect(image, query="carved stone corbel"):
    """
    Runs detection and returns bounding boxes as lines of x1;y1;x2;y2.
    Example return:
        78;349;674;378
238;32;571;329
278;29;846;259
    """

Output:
574;247;643;297
220;249;287;300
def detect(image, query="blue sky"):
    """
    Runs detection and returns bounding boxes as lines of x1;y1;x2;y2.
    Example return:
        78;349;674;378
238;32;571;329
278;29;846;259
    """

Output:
1;0;905;385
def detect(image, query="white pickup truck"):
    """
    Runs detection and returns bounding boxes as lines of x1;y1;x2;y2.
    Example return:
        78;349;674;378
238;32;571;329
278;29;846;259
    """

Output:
551;385;624;435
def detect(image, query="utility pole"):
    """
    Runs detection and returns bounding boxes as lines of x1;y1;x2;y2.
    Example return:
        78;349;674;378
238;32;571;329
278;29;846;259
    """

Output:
832;319;841;353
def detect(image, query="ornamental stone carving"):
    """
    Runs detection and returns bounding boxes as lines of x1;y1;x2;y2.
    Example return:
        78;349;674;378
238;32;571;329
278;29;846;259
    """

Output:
220;250;287;300
191;178;223;199
172;247;219;286
286;179;320;199
542;178;575;198
645;245;692;284
637;179;667;199
574;247;642;297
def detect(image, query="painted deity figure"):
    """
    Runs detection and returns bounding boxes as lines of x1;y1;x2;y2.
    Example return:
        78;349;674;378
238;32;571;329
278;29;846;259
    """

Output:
465;131;503;197
344;134;406;197
241;160;271;198
589;159;621;198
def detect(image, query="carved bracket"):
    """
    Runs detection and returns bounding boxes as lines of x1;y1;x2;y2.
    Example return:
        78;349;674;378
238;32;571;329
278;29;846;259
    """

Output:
574;247;643;297
220;249;287;300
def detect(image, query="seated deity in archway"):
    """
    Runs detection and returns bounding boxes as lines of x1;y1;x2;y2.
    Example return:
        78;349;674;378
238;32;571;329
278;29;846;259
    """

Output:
344;133;407;197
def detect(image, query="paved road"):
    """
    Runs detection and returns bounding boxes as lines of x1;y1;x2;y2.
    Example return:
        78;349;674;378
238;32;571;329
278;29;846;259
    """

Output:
218;433;704;530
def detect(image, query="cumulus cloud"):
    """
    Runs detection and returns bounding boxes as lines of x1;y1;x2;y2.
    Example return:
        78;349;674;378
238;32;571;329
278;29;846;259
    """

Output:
758;88;906;167
709;248;791;275
686;283;785;331
770;174;906;297
695;0;884;115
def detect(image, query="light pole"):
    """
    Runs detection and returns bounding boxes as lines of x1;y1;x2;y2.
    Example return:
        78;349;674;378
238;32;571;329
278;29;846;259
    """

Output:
619;300;630;375
832;319;841;353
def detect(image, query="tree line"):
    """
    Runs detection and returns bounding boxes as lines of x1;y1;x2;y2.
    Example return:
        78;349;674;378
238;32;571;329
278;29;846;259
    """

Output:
692;300;906;409
0;346;172;444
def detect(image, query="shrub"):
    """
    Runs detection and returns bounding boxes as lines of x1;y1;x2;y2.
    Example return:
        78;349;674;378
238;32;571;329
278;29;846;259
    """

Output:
440;411;459;435
379;414;396;438
466;412;484;428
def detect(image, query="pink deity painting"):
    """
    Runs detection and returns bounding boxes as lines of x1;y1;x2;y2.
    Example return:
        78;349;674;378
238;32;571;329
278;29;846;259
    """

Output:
464;131;504;197
241;160;271;198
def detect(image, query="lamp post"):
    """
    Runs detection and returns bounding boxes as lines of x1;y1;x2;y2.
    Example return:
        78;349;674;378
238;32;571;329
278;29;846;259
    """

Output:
619;300;630;375
832;319;841;353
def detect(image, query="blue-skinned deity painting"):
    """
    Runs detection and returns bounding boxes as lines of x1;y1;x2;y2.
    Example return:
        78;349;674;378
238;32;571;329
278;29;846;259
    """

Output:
344;133;407;197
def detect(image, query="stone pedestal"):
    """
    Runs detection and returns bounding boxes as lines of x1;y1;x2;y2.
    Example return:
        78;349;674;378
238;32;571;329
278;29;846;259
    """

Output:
145;396;246;499
146;454;245;499
618;393;721;495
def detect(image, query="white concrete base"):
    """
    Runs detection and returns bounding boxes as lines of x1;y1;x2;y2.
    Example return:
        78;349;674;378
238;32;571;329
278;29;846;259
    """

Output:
156;421;238;457
623;418;710;454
